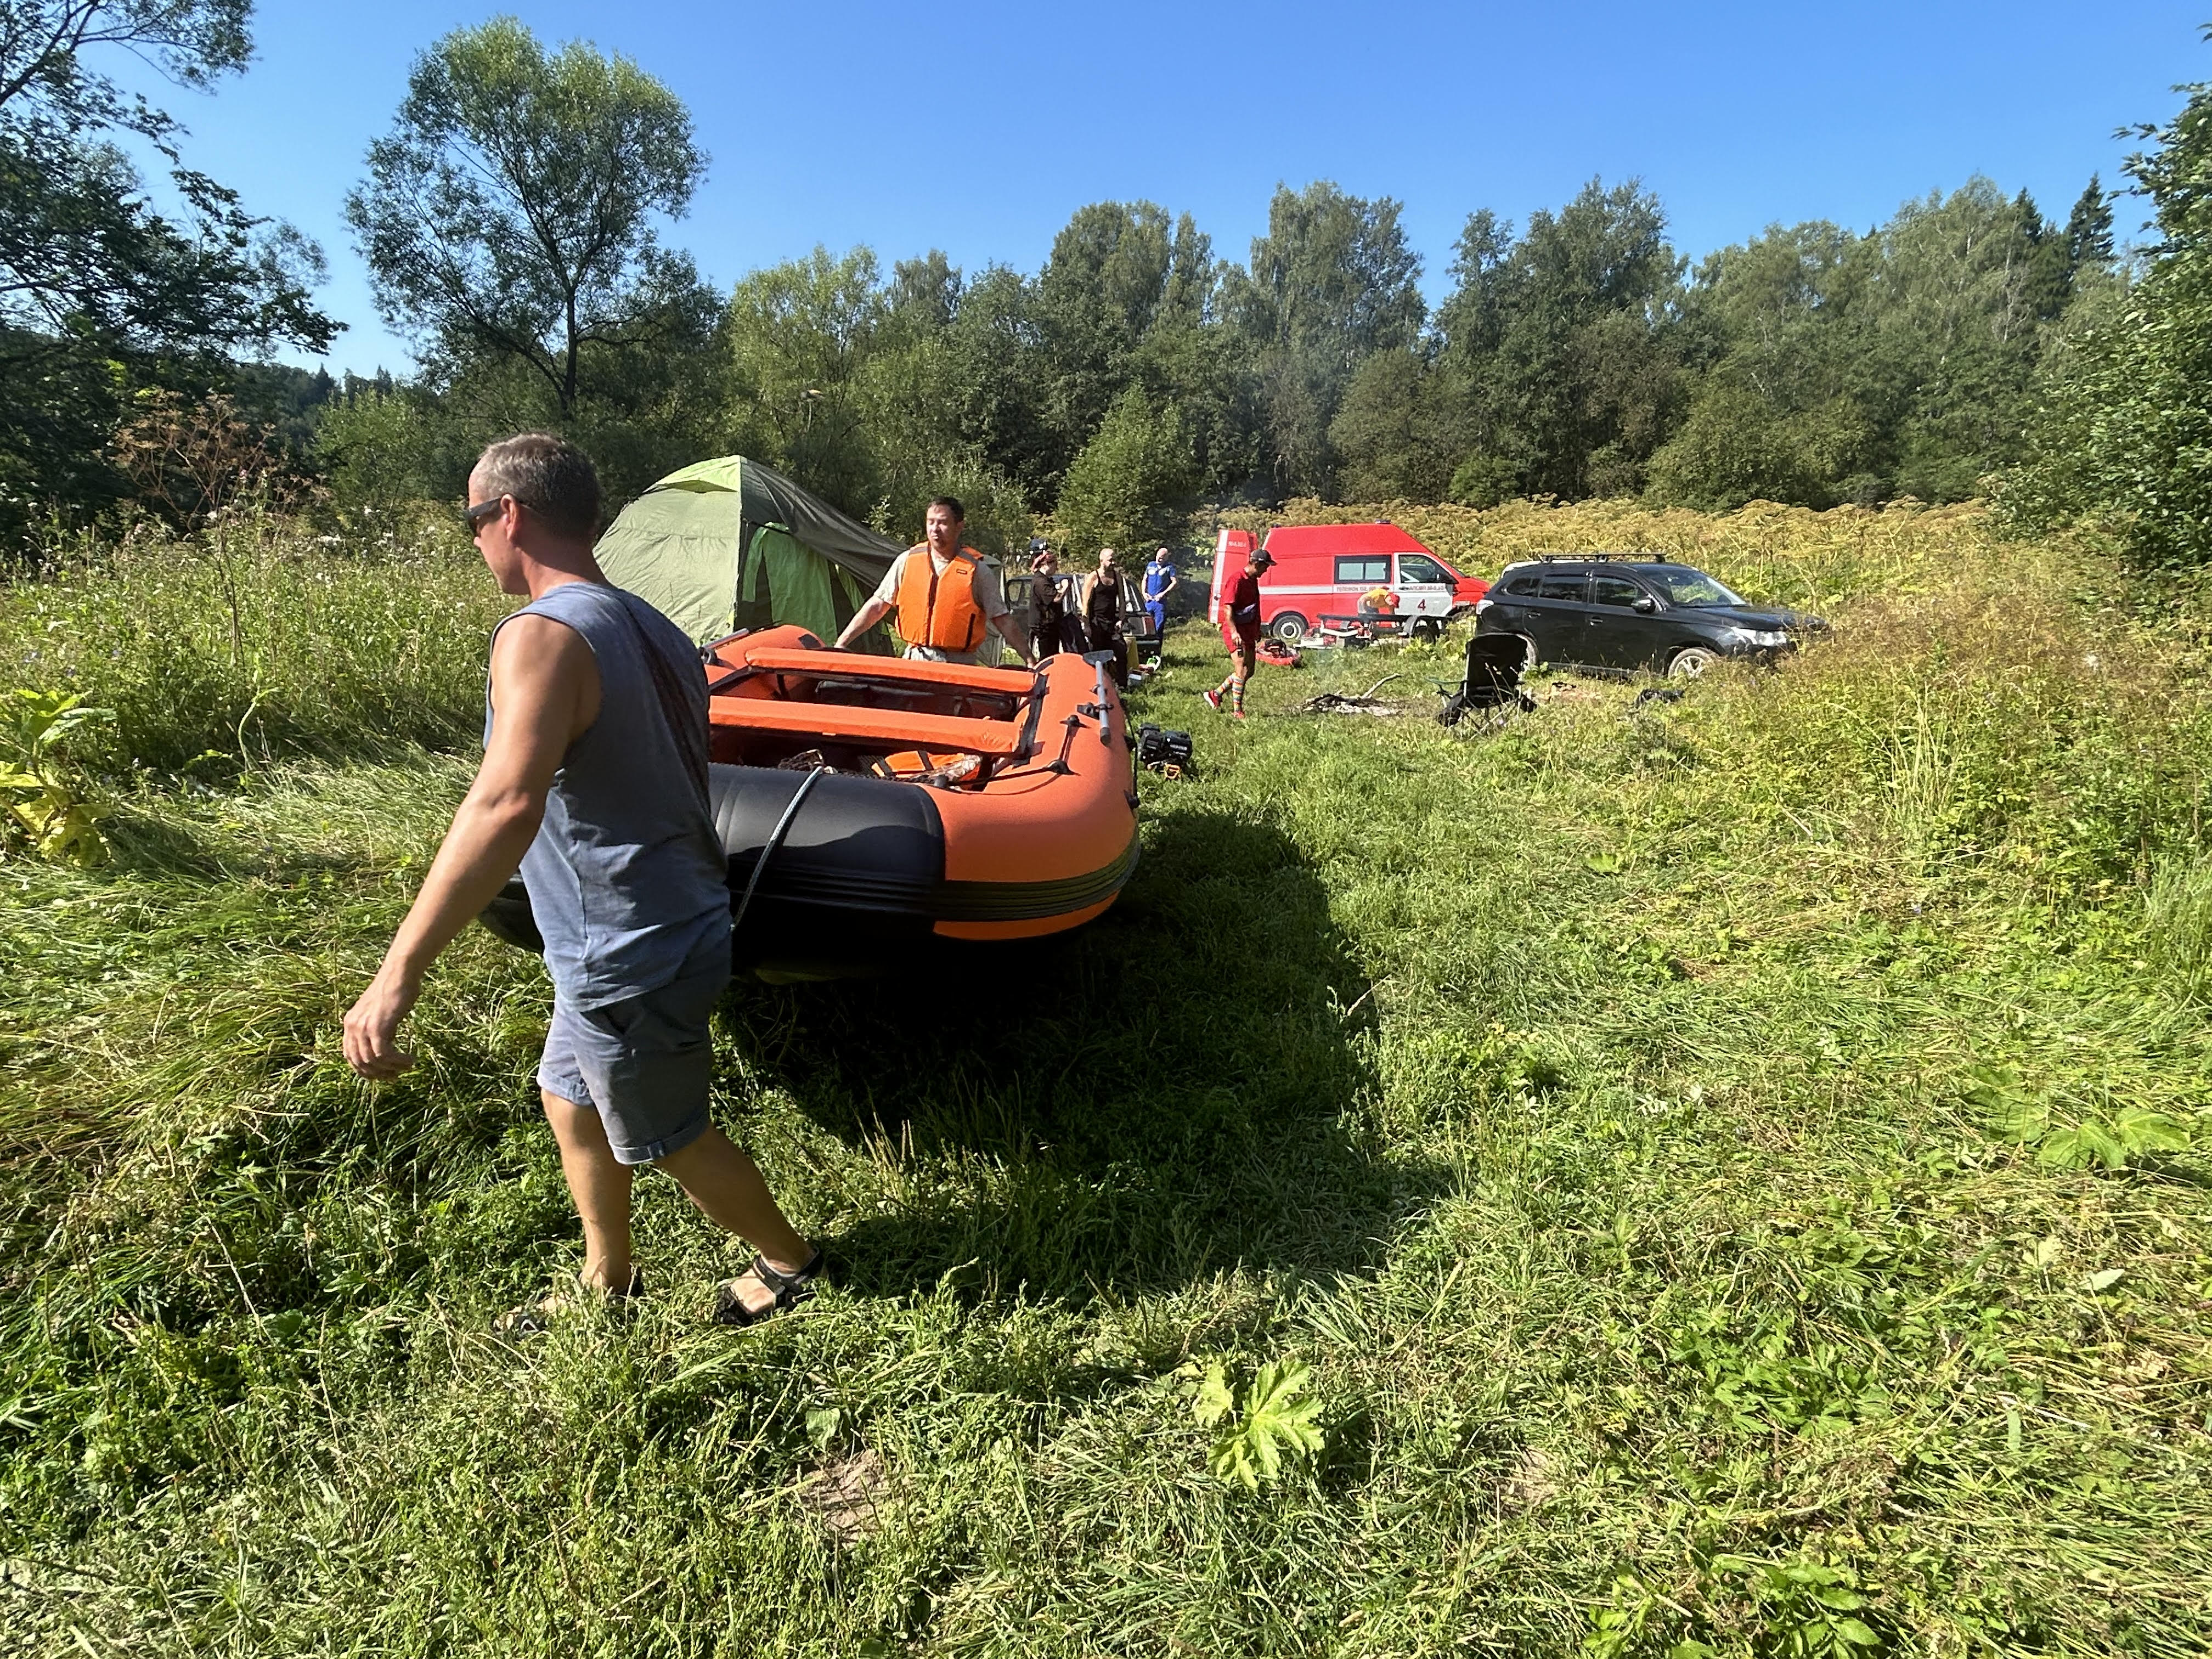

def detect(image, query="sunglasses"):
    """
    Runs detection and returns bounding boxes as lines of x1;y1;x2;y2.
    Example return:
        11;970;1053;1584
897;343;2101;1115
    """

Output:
462;498;506;531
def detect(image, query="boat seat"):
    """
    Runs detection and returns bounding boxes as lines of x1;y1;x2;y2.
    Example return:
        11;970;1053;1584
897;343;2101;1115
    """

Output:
708;696;1028;758
716;648;1037;697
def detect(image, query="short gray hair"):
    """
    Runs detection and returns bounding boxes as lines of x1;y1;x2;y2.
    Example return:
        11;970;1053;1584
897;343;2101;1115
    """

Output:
475;433;602;540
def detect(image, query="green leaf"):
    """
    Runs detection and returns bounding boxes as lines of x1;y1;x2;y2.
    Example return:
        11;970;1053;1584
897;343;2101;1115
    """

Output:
1831;1616;1881;1647
2080;1267;2124;1293
1963;1063;2039;1138
1245;1359;1325;1454
2035;1125;2097;1170
2115;1107;2190;1155
1201;1358;1325;1491
1190;1362;1234;1430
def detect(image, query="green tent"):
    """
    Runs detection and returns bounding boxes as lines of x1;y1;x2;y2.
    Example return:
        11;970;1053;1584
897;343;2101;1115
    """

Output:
593;455;902;648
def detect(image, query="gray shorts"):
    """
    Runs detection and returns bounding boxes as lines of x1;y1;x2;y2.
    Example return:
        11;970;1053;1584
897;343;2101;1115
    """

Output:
538;950;731;1165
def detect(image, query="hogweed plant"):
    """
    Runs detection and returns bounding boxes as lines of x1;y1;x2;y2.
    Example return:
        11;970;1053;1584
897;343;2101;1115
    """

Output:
0;689;113;865
1189;1358;1325;1492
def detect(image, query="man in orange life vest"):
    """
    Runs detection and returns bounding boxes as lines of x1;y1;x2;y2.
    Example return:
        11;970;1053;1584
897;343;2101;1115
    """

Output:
834;496;1033;664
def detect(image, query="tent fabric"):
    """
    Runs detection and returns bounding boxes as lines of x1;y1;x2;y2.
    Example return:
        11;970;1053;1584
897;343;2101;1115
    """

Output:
651;455;900;586
743;524;842;644
595;455;903;647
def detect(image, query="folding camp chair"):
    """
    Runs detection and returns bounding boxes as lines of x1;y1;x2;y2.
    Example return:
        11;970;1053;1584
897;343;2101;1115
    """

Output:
1437;631;1537;727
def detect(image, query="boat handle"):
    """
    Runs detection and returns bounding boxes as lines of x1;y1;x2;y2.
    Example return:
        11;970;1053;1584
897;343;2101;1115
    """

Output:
1081;652;1115;746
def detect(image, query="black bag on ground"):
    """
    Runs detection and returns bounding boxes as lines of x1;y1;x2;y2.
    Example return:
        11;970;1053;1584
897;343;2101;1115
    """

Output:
1136;724;1193;773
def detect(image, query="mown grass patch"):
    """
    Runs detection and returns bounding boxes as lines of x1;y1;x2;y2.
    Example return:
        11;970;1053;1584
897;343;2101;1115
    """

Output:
3;505;2209;1655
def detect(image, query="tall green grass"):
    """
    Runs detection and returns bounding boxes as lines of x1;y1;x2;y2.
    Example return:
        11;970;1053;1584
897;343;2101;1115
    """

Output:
0;516;506;774
3;509;2209;1655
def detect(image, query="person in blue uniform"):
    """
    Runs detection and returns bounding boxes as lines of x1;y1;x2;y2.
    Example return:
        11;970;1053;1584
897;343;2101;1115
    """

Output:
1142;548;1178;642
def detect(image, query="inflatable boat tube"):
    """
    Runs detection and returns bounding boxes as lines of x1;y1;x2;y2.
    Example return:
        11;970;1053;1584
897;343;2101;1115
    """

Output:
481;626;1140;978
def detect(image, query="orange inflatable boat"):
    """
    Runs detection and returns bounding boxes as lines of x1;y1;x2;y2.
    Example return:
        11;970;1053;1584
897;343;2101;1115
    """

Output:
484;626;1139;978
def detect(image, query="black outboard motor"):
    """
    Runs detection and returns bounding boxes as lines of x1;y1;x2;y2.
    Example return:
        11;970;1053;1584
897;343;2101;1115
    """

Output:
1438;632;1536;727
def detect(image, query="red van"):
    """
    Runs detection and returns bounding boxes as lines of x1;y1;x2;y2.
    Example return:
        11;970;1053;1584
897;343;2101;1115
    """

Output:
1209;523;1488;646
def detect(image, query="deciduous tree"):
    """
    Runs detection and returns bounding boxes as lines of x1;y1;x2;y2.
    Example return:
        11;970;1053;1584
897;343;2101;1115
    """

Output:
1438;179;1685;503
1226;182;1424;496
346;18;707;420
0;0;333;541
2008;63;2212;563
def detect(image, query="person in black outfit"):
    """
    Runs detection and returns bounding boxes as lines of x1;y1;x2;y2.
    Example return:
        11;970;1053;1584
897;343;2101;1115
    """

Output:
1026;545;1082;661
1082;550;1130;689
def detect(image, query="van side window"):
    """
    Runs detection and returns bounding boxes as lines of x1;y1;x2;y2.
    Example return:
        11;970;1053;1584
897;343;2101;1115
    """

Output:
1397;554;1449;585
1335;556;1390;584
1537;573;1589;602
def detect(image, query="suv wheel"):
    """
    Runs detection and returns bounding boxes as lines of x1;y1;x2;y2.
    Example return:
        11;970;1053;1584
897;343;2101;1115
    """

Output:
1667;645;1719;679
1268;612;1308;645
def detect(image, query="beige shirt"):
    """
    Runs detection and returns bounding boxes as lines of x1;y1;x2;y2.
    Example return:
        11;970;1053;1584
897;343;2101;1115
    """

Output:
870;545;1010;664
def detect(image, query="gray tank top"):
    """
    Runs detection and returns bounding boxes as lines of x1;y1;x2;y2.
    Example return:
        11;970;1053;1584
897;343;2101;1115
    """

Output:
488;582;730;1007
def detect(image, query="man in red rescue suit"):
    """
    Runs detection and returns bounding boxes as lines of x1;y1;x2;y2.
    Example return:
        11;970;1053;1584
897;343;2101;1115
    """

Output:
1205;545;1273;719
834;496;1033;665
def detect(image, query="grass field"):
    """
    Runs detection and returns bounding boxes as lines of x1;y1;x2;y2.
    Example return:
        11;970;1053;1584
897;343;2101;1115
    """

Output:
3;502;2210;1655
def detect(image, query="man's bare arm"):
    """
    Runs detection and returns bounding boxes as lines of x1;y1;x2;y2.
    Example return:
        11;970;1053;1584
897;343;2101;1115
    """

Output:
834;595;893;650
342;616;596;1078
992;609;1035;664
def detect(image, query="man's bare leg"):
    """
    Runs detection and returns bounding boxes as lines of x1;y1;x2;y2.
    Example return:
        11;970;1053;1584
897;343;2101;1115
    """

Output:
654;1124;813;1317
541;1089;636;1292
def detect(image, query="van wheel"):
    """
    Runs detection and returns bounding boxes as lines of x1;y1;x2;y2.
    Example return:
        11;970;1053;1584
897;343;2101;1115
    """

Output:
1667;645;1719;679
1410;618;1442;644
1269;612;1308;645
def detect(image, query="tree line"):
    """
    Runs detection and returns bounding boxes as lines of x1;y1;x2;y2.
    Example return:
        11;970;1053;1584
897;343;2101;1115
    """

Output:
0;5;2194;565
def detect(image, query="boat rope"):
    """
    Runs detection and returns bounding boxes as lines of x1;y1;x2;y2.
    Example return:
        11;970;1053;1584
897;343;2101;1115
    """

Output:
732;765;828;938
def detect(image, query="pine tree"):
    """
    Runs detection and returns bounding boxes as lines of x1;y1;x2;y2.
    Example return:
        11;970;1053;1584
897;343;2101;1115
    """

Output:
2067;176;2117;272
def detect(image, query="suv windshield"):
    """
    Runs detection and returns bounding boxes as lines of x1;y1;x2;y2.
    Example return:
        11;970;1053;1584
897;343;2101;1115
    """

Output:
1645;567;1743;608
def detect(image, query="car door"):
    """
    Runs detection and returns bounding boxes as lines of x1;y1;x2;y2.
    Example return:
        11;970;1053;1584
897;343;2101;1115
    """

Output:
1583;573;1666;669
1504;571;1593;663
1392;552;1455;623
1478;571;1543;641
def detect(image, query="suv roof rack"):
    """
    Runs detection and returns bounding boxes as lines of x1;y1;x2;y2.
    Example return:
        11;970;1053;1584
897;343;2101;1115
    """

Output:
1517;550;1676;564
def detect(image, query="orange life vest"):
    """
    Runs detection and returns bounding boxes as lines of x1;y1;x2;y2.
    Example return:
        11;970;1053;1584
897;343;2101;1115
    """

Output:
895;547;986;652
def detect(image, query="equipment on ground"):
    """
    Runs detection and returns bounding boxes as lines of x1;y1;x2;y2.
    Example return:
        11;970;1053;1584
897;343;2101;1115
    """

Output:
1438;633;1537;727
1136;724;1193;775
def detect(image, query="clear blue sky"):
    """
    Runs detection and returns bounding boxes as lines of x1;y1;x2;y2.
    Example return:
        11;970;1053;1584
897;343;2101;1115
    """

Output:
112;1;2211;377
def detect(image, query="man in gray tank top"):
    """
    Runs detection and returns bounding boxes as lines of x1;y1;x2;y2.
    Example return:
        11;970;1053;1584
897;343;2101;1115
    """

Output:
342;433;821;1327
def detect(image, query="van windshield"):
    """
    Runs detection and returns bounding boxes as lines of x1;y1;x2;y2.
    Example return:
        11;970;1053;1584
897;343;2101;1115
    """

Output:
1646;567;1743;608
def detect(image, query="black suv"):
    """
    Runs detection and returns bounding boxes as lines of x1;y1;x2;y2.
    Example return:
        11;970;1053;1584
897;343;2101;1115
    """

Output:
1474;554;1826;677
